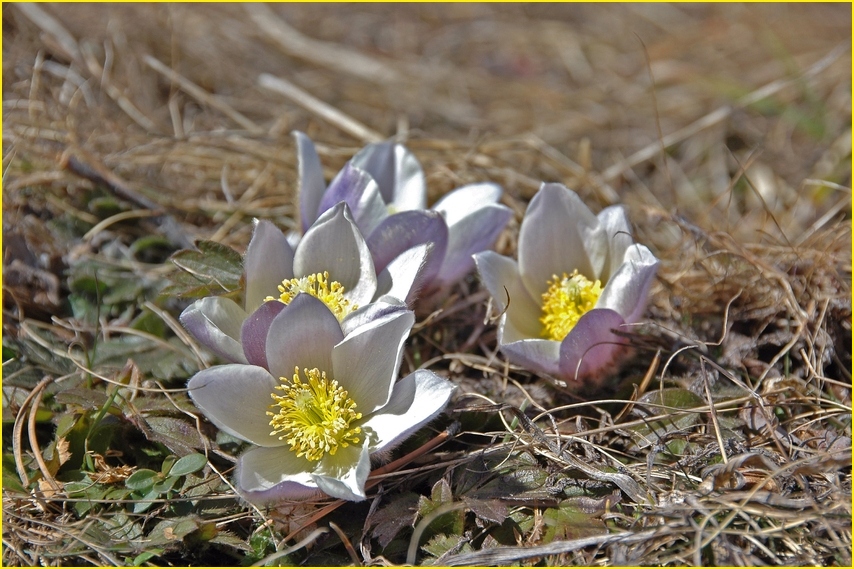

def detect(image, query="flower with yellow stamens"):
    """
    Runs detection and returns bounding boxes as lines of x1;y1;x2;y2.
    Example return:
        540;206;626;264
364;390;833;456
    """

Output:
180;202;430;365
187;295;455;503
294;132;512;299
474;183;659;390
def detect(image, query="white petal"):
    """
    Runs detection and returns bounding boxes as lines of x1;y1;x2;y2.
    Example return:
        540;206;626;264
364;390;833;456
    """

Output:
474;251;541;338
332;310;414;414
498;338;562;378
180;297;248;364
312;443;371;501
320;164;388;236
265;294;343;380
340;297;409;337
351;141;426;211
518;183;599;300
187;364;283;447
597;205;634;281
375;243;432;305
432;182;503;226
363;370;455;454
597;244;659;323
236;445;319;503
294;203;377;307
244;220;295;312
294;131;327;232
437;203;512;286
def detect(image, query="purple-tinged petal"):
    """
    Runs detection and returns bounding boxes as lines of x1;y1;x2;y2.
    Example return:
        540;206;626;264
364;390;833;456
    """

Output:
180;297;248;364
294;203;377;307
364;369;455;454
499;306;542;345
432;182;503;226
474;251;541;338
375;243;432;305
367;210;448;277
436;203;513;287
559;308;628;387
597;205;634;281
351;141;426;211
332;309;414;414
499;339;562;378
244;220;294;312
265;294;343;380
294;131;327;233
312;443;371;501
236;446;320;503
518;183;599;300
340;297;409;336
241;301;285;368
596;244;659;324
188;364;282;447
319;164;387;236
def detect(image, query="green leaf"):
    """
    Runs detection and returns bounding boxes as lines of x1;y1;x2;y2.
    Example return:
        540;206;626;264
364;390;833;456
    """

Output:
627;388;705;450
170;240;242;293
2;459;26;493
132;486;161;513
125;468;161;491
143;416;207;455
152;475;180;494
55;388;110;411
168;453;208;477
131;550;162;566
542;500;608;542
421;534;473;560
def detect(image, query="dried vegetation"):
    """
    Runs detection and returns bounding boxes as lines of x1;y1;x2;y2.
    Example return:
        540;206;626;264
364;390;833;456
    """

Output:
2;3;851;566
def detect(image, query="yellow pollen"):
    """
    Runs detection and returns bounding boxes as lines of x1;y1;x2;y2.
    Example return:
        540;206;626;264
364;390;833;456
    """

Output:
264;271;356;321
540;270;603;341
268;367;362;462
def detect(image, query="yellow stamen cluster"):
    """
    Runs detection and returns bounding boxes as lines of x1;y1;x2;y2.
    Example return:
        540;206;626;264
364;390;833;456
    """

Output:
265;271;355;321
540;270;603;341
268;367;362;462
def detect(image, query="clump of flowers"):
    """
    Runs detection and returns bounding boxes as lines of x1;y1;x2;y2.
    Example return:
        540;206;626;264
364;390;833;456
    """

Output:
180;203;429;363
187;294;455;503
294;132;513;297
474;183;659;390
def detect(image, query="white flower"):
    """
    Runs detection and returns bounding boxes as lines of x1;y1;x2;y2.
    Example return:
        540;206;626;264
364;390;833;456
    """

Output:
474;183;659;390
295;132;512;294
187;294;455;503
180;203;428;364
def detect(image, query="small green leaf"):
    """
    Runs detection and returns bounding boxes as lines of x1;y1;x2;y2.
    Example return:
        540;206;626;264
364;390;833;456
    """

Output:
132;486;161;513
152;475;180;494
628;388;705;449
168;453;208;477
422;534;473;559
55;388;110;411
161;455;177;476
125;469;161;491
543;500;608;543
131;550;162;566
170;240;242;292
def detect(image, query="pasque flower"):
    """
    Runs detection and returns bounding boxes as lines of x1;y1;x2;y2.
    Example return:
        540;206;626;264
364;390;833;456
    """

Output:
474;183;659;389
295;132;513;294
187;294;455;502
180;202;428;364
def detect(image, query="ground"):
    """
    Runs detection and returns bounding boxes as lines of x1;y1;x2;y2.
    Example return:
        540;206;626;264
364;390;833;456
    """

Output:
2;3;851;566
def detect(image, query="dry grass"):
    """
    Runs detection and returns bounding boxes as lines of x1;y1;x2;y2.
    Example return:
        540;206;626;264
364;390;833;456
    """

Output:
3;3;851;566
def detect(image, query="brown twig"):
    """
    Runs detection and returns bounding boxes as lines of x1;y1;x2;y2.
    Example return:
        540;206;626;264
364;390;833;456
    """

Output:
143;54;263;134
60;146;194;248
258;73;384;143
